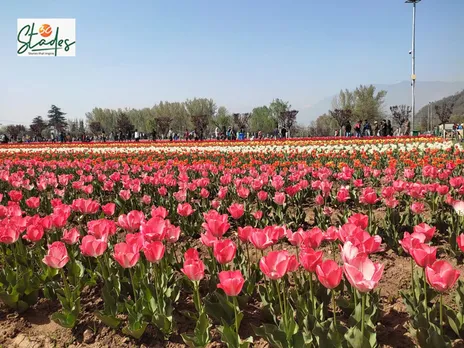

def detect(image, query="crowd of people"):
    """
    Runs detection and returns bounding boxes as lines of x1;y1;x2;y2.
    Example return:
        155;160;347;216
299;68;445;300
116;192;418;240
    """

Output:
339;119;411;137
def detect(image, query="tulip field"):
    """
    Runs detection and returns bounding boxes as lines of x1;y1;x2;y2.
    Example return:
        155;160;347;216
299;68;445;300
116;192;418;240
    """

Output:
0;136;464;348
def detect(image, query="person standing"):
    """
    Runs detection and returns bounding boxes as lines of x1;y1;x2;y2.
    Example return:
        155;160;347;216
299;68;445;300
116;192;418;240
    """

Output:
281;127;287;139
345;121;352;137
134;129;140;142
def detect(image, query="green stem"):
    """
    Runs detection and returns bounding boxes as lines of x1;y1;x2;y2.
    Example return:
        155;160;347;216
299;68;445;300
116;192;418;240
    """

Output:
411;258;415;298
332;290;337;327
309;273;315;315
423;268;429;321
275;280;285;329
361;293;366;337
60;268;71;301
440;293;443;336
152;264;160;309
129;267;137;303
233;296;240;342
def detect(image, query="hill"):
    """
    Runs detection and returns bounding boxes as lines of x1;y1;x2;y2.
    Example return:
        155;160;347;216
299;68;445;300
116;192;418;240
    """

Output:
415;89;464;130
299;81;464;124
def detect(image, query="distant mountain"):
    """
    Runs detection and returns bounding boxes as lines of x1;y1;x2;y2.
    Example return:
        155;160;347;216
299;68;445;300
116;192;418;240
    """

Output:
299;81;464;124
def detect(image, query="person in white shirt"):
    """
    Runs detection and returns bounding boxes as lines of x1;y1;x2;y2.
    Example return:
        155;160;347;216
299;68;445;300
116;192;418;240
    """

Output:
134;130;140;142
215;127;219;140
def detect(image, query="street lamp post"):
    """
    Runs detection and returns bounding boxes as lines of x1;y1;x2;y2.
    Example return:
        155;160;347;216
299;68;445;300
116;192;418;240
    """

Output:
406;0;421;135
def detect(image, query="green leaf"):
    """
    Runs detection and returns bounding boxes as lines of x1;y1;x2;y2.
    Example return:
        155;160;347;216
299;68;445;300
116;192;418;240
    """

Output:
253;323;287;348
51;311;78;328
181;312;212;348
122;321;148;339
94;310;121;329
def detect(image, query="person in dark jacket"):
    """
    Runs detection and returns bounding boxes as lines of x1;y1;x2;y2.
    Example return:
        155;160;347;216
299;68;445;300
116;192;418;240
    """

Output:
345;121;352;136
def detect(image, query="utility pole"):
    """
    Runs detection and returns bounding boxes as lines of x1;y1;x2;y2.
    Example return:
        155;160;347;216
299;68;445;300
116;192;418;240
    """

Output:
406;0;421;135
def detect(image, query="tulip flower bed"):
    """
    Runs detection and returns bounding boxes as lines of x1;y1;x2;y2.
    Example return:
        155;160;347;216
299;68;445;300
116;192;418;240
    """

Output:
0;137;463;348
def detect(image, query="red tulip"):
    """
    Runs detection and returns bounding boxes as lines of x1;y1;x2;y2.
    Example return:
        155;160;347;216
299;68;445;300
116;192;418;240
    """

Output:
25;197;40;209
316;259;343;289
213;239;237;264
143;241;165;263
200;231;218;248
343;254;384;293
42;241;69;269
324;226;339;242
315;194;324;206
413;223;436;242
102;203;116;216
299;247;323;272
302;227;324;249
458;234;464;253
80;235;108;257
346;230;382;254
228;203;244;220
113;242;140;268
181;258;205;281
260;250;295;279
8;190;23;202
410;243;437;268
62;228;80;245
347;213;369;230
336;187;350;203
252;210;263;220
286;228;306;247
125;233;146;252
425;260;460;292
257;191;268;201
217;270;245;296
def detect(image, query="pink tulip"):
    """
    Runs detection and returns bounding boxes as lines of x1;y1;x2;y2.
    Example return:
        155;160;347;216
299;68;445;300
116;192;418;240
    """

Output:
80;235;108;257
249;229;274;250
165;221;180;243
343;254;384;293
458;234;464;253
260;250;294;279
299;247;323;273
257;191;268;201
151;206;168;219
302;227;324;249
213;239;237;264
202;210;230;238
23;224;44;242
25;197;40;209
140;216;166;241
324;226;339;242
452;200;464;216
347;213;369;230
413;223;436;242
426;260;460;292
117;210;145;232
200;231;218;247
316;259;343;289
228;203;244;220
252;210;263;220
62;228;80;245
286;228;306;247
141;195;152;205
119;190;131;201
102;203;116;216
336;187;350;203
143;241;165;263
177;203;194;217
88;219;117;241
184;248;200;261
8;190;23;202
113;242;140;268
217;270;245;296
42;241;69;269
182;258;205;281
0;225;20;244
410;243;437;268
273;192;286;205
340;241;366;264
411;202;425;215
238;226;254;242
399;232;426;255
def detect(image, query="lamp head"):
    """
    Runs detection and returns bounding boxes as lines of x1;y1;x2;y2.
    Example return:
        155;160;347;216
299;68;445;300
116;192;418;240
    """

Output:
405;0;421;3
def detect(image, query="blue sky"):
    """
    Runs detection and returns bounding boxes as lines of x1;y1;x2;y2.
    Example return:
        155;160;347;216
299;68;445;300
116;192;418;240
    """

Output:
1;0;463;125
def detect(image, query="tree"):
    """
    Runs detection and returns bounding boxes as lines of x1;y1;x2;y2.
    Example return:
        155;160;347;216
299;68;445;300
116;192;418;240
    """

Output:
213;106;232;130
184;98;217;139
47;105;67;132
232;113;250;130
435;102;454;138
353;85;387;121
249;106;276;134
6;125;26;141
29;116;47;138
116;113;135;135
269;98;290;128
329;109;353;135
89;121;103;135
311;114;339;136
389;105;411;128
332;89;356;111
